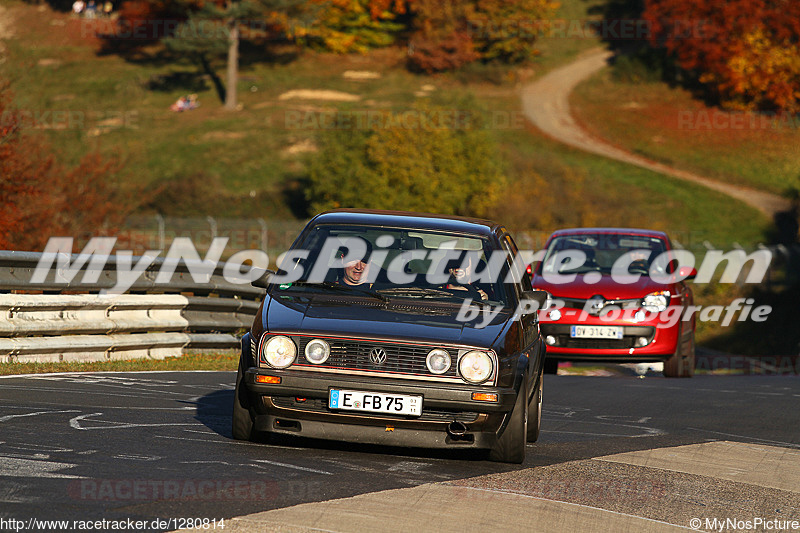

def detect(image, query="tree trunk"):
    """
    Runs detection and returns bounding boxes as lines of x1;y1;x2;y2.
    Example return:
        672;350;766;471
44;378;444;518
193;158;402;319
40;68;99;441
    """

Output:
225;20;239;110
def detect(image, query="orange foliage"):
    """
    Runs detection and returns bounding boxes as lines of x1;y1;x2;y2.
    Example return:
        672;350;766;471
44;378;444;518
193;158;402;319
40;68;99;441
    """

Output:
0;83;133;252
644;0;800;112
407;0;478;72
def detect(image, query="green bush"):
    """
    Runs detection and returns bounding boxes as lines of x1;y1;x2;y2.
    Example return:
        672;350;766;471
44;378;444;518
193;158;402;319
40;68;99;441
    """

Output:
307;102;507;217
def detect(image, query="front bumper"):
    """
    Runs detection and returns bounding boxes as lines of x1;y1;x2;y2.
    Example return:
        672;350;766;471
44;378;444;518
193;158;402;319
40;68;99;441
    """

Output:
244;368;518;449
539;312;679;362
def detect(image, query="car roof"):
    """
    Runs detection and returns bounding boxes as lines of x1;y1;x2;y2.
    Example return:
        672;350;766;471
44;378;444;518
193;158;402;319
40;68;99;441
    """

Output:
309;209;502;236
548;227;669;240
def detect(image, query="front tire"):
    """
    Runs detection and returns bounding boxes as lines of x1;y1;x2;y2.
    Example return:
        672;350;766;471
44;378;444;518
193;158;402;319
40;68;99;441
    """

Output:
663;331;695;378
231;359;255;440
489;380;527;464
543;358;558;375
527;373;543;442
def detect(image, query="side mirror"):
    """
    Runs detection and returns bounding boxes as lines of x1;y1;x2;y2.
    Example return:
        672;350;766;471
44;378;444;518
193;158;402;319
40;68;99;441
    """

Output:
521;290;548;312
251;269;276;290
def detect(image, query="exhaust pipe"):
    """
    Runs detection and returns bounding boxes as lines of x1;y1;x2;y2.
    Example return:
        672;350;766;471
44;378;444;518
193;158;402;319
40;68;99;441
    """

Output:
447;421;467;436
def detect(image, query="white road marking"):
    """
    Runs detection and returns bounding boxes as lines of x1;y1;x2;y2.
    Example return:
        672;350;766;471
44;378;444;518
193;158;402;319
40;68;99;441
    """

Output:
252;459;333;475
0;452;50;460
0;400;194;411
155;435;237;444
0;410;80;423
0;456;86;479
387;461;430;472
183;429;222;435
113;454;162;461
69;413;199;431
595;415;652;424
4;443;73;453
542;417;665;438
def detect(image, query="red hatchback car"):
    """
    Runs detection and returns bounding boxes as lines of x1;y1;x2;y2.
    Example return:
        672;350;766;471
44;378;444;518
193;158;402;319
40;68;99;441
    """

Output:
531;228;696;378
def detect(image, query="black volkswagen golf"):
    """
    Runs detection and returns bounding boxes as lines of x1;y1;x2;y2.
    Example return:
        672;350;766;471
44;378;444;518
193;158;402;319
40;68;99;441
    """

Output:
232;209;546;463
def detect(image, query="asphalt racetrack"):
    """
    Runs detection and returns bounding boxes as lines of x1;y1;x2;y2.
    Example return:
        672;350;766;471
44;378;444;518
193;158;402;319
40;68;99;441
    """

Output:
0;370;798;532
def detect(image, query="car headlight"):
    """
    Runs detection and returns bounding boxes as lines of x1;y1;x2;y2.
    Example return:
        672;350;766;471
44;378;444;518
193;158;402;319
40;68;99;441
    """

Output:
261;336;297;369
304;339;330;364
426;349;452;374
642;291;670;313
458;350;493;384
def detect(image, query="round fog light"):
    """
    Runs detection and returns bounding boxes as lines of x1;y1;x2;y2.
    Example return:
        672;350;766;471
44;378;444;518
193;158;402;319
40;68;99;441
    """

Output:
548;309;562;321
636;337;649;347
304;339;330;364
545;335;557;346
426;349;452;374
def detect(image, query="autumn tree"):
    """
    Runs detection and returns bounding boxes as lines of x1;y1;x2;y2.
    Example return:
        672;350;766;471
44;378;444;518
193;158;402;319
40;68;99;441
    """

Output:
306;0;410;53
108;0;313;109
0;82;131;251
307;102;506;217
407;0;558;72
643;0;800;113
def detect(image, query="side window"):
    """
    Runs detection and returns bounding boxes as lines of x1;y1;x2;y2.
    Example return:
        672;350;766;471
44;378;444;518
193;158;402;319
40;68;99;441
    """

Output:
500;231;531;295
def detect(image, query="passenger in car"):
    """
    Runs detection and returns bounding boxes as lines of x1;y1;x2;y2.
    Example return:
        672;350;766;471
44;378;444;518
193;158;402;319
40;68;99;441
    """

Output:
442;253;489;300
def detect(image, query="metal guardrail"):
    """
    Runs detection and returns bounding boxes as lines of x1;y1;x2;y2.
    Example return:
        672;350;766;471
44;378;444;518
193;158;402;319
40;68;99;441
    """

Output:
0;251;262;363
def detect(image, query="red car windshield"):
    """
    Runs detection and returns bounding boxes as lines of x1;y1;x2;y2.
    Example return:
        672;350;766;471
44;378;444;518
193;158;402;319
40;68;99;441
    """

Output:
541;233;668;275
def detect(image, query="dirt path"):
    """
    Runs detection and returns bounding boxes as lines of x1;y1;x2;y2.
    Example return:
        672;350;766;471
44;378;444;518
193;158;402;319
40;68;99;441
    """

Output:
521;47;790;218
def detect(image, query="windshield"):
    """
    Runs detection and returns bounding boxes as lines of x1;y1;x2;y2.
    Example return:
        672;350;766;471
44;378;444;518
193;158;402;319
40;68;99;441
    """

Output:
270;224;509;306
541;233;669;275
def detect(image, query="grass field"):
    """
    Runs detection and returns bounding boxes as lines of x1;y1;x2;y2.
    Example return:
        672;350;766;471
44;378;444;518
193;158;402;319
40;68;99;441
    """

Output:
571;69;800;196
0;350;239;375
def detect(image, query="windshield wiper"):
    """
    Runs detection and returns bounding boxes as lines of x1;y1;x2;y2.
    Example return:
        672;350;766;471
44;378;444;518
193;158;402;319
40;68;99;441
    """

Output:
376;287;455;299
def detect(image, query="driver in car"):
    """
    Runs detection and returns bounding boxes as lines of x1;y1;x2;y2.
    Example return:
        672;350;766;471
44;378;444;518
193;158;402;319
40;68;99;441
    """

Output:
443;253;489;300
336;240;374;287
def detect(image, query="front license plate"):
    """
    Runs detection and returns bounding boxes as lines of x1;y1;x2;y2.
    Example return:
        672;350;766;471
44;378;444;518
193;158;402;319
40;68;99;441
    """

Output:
570;325;623;339
329;389;422;416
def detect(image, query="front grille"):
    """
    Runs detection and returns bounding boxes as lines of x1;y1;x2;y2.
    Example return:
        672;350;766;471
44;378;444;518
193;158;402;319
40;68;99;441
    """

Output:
270;396;479;422
558;297;641;312
292;336;462;379
559;337;636;349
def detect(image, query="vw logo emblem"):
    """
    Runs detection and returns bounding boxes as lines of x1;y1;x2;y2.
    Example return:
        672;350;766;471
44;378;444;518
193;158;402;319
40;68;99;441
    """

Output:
369;347;387;365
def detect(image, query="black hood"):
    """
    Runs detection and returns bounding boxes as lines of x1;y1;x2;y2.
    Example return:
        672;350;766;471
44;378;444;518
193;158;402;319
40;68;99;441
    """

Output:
262;293;509;348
